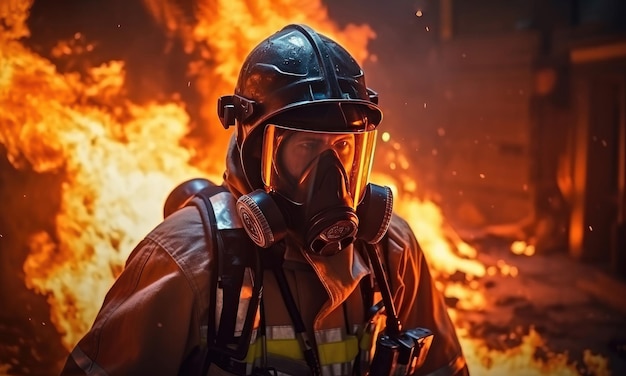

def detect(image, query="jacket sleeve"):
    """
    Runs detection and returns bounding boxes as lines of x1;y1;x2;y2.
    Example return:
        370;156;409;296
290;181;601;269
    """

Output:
60;238;200;375
385;214;469;376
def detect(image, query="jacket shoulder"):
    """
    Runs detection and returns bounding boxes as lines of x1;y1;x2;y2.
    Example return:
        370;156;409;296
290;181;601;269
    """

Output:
144;205;211;275
385;213;420;252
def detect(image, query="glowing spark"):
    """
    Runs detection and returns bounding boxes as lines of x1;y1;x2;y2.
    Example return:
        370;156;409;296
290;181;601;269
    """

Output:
523;245;536;256
511;241;527;255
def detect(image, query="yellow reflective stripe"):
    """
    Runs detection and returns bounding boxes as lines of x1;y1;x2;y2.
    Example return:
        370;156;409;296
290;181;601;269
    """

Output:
244;336;360;365
244;338;305;362
360;331;373;350
317;335;359;365
244;339;263;363
267;338;305;360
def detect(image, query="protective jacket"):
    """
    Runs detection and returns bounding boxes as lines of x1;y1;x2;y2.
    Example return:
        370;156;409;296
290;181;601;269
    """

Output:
61;143;468;376
61;197;467;375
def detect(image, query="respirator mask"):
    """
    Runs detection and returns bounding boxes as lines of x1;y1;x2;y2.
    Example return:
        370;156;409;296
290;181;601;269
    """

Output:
236;124;393;256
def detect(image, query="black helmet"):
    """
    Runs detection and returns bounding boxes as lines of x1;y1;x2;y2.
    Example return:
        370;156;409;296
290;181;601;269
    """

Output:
218;24;382;190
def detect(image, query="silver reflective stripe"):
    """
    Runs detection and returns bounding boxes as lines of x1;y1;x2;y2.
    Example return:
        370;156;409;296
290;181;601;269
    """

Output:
424;354;467;376
315;327;343;344
267;325;349;344
210;192;242;229
70;346;108;375
266;325;296;340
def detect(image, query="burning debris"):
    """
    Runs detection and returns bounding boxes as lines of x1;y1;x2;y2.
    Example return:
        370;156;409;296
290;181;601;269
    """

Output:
0;0;620;375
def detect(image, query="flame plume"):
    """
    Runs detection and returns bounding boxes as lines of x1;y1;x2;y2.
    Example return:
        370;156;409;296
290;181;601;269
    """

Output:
1;2;207;348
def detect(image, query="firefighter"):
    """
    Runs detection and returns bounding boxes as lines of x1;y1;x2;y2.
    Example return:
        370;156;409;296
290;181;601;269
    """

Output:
61;24;469;376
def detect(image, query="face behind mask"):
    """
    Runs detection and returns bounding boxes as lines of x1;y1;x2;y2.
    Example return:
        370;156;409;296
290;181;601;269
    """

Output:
236;126;393;255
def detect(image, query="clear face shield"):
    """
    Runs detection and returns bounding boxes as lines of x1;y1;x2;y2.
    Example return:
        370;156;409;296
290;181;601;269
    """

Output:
261;124;378;208
234;107;392;256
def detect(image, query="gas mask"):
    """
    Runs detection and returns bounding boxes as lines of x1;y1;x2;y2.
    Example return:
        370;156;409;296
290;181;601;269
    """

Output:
236;124;393;256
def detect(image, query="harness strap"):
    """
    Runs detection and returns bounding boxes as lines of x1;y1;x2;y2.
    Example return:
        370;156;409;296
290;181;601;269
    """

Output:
265;243;322;376
190;185;263;375
216;229;250;346
189;184;225;375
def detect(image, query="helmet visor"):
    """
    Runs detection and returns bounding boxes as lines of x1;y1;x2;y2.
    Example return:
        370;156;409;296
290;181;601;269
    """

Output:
261;124;377;207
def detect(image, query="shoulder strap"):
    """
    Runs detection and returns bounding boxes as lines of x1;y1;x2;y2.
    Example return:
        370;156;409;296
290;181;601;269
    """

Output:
356;235;390;321
187;185;263;374
196;185;232;340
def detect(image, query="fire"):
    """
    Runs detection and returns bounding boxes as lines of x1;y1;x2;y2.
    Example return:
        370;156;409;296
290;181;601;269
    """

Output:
0;0;611;374
459;329;581;376
1;25;209;348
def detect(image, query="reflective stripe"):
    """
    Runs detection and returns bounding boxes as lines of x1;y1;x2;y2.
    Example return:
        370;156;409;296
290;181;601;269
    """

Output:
266;325;296;340
315;327;343;343
317;335;359;365
70;346;108;376
244;338;263;363
210;192;242;230
242;331;360;374
359;331;373;351
243;337;307;363
267;338;305;360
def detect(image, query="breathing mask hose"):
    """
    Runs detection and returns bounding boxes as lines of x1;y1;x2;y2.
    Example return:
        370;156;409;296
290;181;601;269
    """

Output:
363;242;402;338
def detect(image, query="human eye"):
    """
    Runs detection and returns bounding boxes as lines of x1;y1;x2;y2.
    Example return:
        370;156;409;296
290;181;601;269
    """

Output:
333;138;353;154
296;139;322;155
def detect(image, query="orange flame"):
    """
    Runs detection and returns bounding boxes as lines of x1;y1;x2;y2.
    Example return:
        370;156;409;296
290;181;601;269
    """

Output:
2;37;209;347
459;329;582;376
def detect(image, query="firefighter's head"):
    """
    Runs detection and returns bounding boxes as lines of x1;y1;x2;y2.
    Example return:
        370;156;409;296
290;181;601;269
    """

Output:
219;24;392;255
